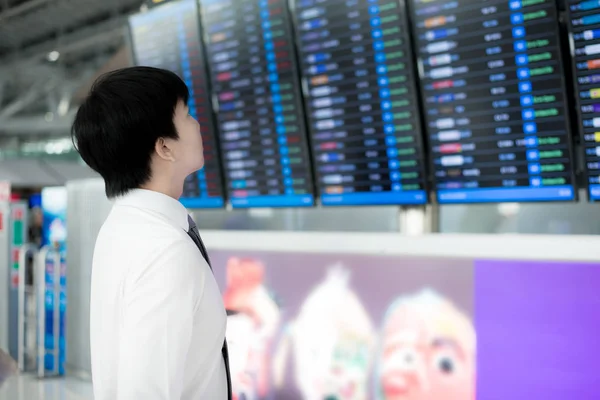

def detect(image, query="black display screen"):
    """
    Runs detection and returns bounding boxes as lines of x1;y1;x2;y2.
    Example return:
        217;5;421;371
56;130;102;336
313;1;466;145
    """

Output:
410;0;577;203
566;0;600;201
199;0;316;208
129;0;225;208
292;0;428;206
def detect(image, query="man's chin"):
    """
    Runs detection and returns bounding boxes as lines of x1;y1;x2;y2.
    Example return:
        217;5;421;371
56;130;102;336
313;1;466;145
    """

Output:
193;160;205;172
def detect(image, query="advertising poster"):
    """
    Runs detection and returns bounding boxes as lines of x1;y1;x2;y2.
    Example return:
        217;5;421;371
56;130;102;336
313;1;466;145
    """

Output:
209;251;475;400
209;248;600;400
41;187;67;252
41;187;68;375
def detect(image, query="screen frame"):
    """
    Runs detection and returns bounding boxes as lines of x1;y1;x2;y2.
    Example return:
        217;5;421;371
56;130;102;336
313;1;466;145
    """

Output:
405;0;580;204
197;0;318;209
563;0;600;202
128;0;229;208
288;0;431;207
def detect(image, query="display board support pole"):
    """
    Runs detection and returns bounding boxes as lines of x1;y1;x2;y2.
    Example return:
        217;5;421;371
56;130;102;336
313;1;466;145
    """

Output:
398;204;438;235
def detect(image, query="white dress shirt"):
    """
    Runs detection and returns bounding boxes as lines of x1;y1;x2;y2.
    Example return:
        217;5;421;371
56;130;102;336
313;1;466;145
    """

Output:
90;189;228;400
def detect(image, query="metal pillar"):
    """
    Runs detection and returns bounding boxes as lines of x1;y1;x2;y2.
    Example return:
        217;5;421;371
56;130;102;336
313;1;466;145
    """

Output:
15;244;63;377
36;246;62;378
8;201;27;361
0;78;5;108
0;78;57;120
17;244;37;372
0;200;9;351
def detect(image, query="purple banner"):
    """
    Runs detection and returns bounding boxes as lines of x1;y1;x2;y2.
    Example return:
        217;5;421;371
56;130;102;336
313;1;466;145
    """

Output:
475;260;600;399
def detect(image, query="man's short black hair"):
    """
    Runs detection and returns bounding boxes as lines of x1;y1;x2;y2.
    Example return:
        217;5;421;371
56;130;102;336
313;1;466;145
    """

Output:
71;66;189;198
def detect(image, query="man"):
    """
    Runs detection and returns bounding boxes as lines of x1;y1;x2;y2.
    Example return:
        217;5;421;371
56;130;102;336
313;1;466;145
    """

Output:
71;66;230;400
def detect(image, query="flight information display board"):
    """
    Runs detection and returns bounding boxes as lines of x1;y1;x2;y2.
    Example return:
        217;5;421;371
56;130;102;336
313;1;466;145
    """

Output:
567;0;600;201
410;0;577;203
199;0;316;208
129;0;225;208
293;0;428;206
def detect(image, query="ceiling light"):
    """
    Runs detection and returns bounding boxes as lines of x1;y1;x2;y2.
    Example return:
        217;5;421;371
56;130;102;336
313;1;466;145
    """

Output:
57;98;70;116
47;51;60;62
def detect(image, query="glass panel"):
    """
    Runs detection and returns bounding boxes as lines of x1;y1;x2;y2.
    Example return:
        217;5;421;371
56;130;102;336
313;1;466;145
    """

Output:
193;206;401;232
439;190;600;235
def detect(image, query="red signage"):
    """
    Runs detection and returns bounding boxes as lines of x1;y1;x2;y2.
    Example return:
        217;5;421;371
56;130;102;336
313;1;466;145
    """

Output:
0;181;10;202
12;248;19;263
12;207;23;220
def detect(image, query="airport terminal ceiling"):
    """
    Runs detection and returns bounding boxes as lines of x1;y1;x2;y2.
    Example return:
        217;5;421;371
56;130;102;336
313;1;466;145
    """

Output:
0;0;142;137
0;0;600;216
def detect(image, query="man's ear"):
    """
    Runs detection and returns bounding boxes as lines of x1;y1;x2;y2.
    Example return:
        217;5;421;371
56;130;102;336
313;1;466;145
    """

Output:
155;137;175;161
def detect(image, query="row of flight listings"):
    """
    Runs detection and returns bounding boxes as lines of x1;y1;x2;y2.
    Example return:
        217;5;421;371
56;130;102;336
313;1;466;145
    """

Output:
128;0;600;208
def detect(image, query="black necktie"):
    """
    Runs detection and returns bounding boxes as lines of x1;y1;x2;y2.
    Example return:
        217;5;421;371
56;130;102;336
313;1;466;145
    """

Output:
187;216;232;400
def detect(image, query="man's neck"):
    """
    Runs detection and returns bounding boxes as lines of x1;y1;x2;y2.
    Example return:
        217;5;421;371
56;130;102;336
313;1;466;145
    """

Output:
140;178;184;200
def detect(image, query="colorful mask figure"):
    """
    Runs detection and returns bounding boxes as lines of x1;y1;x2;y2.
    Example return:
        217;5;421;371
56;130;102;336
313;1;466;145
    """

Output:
274;266;375;400
374;289;476;400
223;257;281;399
226;313;259;400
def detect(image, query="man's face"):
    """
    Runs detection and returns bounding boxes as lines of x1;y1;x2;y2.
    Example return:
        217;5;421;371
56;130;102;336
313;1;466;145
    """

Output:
172;100;205;173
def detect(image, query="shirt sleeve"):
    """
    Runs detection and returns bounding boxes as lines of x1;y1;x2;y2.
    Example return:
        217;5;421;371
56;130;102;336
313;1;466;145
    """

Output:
116;239;206;400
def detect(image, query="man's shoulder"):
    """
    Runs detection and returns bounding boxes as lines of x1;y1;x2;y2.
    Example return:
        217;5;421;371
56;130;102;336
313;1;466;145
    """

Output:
94;212;205;276
94;209;197;271
99;204;188;242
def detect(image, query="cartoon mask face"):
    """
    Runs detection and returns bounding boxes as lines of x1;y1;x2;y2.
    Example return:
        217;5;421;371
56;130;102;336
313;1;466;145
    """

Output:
290;267;375;400
377;290;476;400
223;257;281;398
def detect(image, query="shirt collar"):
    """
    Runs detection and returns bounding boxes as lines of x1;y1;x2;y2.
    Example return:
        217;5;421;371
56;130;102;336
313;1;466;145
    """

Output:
114;189;190;231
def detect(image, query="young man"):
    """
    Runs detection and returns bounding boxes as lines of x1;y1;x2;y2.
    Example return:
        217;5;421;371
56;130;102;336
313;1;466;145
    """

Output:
71;66;230;400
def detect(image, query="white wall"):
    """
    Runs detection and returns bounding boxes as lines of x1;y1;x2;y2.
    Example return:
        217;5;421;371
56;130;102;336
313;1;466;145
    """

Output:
65;179;111;377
